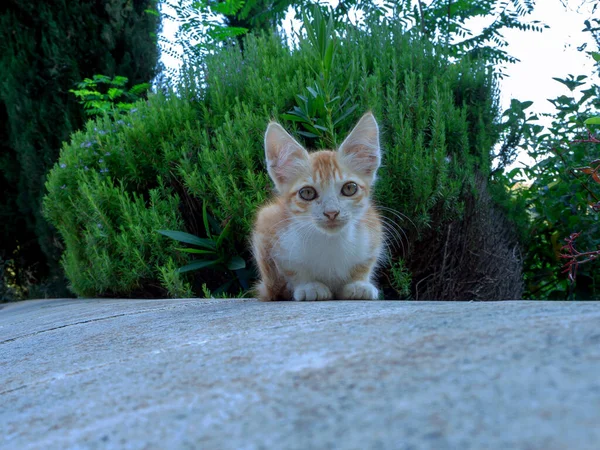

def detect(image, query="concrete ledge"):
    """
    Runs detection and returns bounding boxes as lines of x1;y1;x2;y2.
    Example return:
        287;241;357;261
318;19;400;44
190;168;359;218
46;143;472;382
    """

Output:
1;299;599;449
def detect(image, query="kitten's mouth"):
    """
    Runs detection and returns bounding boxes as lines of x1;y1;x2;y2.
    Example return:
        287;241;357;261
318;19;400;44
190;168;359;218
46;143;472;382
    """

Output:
318;220;347;233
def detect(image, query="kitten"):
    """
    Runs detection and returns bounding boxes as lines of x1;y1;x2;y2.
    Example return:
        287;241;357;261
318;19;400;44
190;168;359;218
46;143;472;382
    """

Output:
252;112;384;301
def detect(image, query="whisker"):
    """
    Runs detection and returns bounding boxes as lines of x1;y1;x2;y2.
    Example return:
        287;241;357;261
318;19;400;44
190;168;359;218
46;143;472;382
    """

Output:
375;205;417;231
273;216;309;239
372;207;413;254
362;216;408;256
359;219;398;260
372;220;402;254
378;217;405;249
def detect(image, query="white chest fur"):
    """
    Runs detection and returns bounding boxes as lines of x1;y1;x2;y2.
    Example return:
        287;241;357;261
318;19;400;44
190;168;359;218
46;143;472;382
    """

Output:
273;220;375;286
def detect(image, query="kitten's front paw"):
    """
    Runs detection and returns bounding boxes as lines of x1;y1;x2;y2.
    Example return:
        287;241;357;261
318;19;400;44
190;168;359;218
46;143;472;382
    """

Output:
293;282;332;301
341;281;379;300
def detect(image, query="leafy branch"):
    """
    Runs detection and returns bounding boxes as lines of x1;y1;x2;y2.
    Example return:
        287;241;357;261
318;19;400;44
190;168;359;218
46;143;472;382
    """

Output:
559;132;600;285
157;202;249;294
70;75;149;117
412;0;546;70
159;0;248;63
283;6;357;148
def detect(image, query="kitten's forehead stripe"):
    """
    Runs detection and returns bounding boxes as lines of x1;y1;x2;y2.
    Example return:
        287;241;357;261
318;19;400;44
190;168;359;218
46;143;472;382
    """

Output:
310;151;342;184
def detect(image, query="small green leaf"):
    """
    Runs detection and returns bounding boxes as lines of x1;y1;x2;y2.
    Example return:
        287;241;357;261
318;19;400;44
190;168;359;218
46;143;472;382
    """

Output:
227;256;246;270
520;101;533;110
116;102;133;111
207;214;222;235
175;247;216;255
584;117;600;126
112;76;128;87
591;52;600;62
333;104;358;126
552;77;585;91
282;113;308;123
307;86;319;98
216;219;232;249
212;1;242;15
177;259;221;274
129;83;150;96
298;131;319;138
323;39;336;75
202;202;212;239
157;230;216;250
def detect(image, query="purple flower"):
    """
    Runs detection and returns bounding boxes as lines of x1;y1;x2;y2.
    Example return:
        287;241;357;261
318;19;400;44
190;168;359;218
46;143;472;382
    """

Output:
60;163;67;169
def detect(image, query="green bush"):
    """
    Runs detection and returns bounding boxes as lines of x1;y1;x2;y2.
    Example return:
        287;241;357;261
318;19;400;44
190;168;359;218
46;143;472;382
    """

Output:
44;21;515;299
1;0;160;298
500;67;600;299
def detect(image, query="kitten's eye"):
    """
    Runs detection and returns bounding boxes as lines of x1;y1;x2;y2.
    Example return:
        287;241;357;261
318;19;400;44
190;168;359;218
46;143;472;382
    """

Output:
299;186;317;201
341;182;358;197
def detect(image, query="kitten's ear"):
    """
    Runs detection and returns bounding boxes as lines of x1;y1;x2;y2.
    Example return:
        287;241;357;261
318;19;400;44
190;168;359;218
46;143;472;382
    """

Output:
338;112;381;184
265;122;310;191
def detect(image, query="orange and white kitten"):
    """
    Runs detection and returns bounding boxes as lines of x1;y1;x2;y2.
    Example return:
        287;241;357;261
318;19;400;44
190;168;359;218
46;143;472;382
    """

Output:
252;112;384;301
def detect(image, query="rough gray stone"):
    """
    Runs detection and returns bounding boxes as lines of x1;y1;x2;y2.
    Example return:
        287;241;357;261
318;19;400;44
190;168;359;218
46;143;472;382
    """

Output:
1;299;599;450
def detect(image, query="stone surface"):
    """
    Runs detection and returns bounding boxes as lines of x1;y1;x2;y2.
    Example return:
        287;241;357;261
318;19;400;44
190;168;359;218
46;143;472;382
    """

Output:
1;299;599;450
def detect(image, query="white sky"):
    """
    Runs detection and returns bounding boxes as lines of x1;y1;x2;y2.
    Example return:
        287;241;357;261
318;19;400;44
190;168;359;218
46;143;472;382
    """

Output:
498;0;596;115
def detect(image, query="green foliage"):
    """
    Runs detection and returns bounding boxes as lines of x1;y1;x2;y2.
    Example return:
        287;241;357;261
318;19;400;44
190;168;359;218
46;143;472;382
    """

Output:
493;99;543;173
161;0;250;62
585;116;600;125
44;95;192;297
0;258;18;302
500;47;600;299
560;157;600;285
157;258;195;298
44;13;504;298
283;6;357;147
0;0;160;298
409;0;546;70
158;202;250;294
389;258;412;299
305;1;545;72
70;75;150;117
164;0;540;70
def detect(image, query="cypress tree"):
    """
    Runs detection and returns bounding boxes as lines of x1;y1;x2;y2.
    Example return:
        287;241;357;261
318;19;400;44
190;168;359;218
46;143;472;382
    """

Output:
0;0;160;298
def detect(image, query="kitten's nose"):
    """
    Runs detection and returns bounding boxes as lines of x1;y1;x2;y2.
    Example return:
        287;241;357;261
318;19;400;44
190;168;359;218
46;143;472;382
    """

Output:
323;210;340;221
